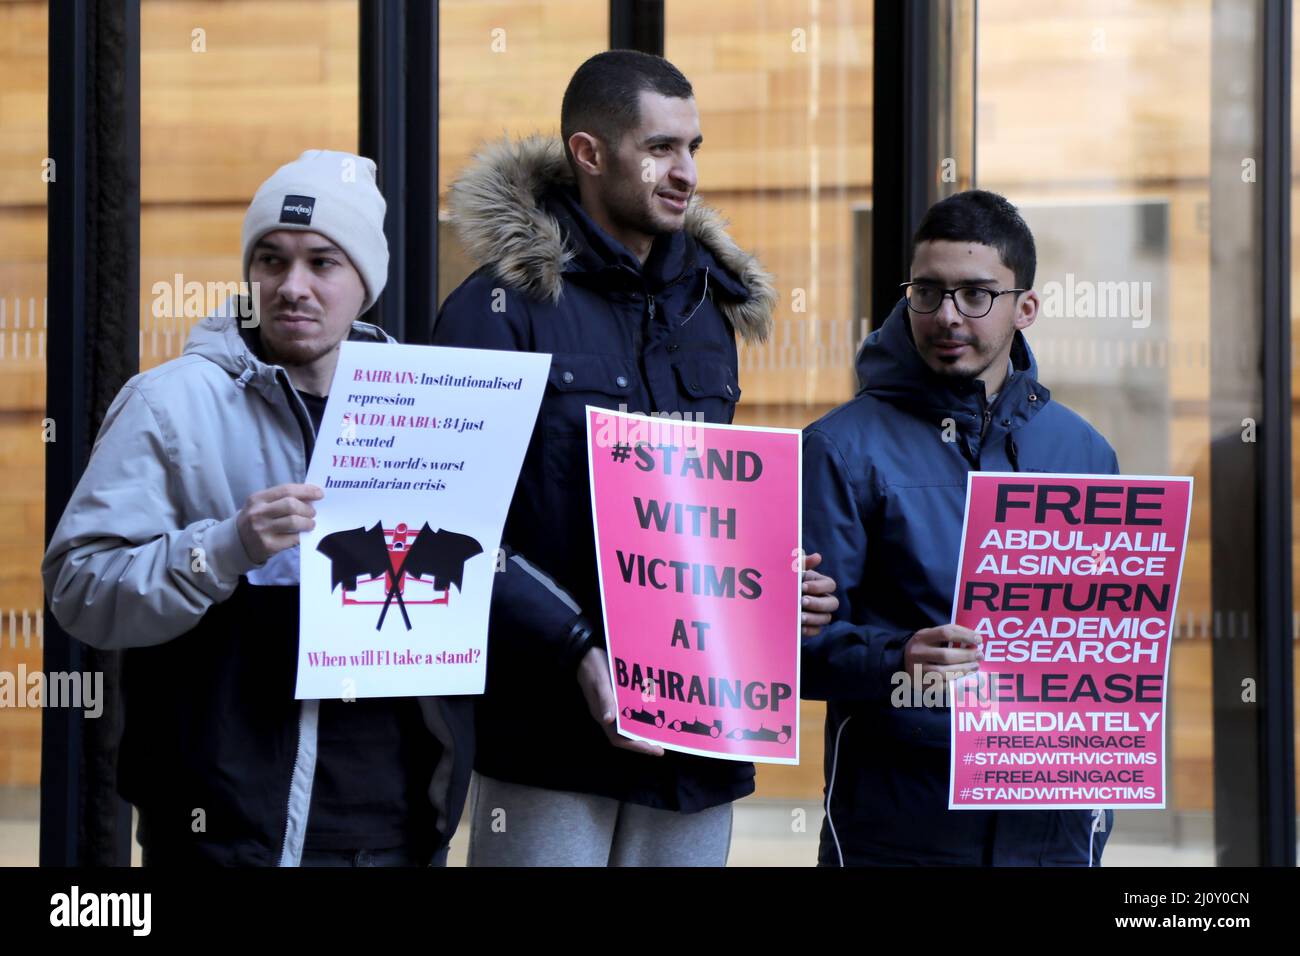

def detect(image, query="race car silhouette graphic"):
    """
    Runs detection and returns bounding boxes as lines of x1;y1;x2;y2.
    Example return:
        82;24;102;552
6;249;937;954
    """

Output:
668;717;723;738
727;724;793;745
620;706;666;728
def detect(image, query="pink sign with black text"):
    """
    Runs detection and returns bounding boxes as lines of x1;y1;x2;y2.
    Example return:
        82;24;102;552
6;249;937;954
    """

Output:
586;408;801;764
948;473;1193;810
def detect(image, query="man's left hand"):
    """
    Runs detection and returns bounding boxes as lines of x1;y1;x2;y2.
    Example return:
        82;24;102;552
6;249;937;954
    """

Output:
800;551;839;636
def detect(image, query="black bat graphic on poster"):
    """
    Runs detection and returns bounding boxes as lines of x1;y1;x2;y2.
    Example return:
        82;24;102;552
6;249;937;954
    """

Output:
316;522;483;631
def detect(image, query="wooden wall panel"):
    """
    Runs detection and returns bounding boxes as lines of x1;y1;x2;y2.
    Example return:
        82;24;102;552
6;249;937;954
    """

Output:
438;0;607;200
0;0;45;789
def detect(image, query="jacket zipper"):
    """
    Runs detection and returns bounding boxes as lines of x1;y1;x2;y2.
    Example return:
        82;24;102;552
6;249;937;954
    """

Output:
276;368;317;866
634;268;693;425
630;292;656;393
279;371;317;460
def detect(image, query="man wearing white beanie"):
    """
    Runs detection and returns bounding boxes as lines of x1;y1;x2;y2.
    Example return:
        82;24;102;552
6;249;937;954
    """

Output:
242;149;390;317
42;150;597;866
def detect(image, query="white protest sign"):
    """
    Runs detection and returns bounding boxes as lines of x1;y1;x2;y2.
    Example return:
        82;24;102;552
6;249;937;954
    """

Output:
295;342;549;699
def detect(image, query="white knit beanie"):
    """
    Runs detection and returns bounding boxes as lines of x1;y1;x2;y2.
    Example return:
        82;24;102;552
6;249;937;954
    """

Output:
241;149;389;312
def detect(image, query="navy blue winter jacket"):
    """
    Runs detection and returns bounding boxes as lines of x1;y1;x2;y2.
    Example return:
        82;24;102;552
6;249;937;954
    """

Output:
802;298;1119;865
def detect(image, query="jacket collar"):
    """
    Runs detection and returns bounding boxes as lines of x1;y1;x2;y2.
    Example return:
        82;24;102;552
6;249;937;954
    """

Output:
446;134;774;344
542;184;695;292
855;298;1050;433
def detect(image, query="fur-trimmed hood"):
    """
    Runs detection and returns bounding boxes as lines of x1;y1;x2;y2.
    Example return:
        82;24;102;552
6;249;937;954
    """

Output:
447;135;775;345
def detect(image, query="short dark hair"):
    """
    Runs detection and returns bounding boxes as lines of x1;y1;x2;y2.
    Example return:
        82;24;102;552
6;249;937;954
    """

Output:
911;189;1036;289
561;50;694;171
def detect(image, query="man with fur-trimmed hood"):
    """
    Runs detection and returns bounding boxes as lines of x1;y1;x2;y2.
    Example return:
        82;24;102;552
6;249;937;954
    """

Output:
434;50;838;865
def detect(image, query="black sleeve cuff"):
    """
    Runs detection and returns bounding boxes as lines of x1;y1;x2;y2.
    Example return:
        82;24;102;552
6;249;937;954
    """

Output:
558;613;601;672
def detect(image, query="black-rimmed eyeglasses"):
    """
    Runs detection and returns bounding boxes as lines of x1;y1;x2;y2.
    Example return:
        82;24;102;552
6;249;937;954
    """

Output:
900;281;1027;319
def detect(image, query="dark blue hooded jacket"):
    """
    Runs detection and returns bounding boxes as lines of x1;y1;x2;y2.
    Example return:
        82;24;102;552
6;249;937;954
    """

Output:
801;298;1119;865
432;136;776;812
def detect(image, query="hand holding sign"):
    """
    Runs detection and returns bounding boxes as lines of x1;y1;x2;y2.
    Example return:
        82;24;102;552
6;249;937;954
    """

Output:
904;623;983;680
236;482;324;563
576;647;665;757
799;552;839;636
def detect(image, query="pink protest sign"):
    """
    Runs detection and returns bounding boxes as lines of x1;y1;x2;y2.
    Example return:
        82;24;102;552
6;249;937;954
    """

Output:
948;473;1193;809
586;407;801;764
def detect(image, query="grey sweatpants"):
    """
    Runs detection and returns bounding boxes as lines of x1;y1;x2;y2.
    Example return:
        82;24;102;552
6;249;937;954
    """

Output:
467;773;734;867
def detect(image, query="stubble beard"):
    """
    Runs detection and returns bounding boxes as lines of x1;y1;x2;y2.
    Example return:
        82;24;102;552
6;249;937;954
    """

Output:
919;327;1015;383
258;325;340;370
603;163;685;238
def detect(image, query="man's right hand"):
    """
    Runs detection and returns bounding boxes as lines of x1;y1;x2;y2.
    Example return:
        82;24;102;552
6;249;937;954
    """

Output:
902;623;983;680
576;647;665;757
235;483;324;564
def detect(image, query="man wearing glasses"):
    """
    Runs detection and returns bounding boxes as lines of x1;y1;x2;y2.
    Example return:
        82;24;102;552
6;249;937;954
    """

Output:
800;189;1119;866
